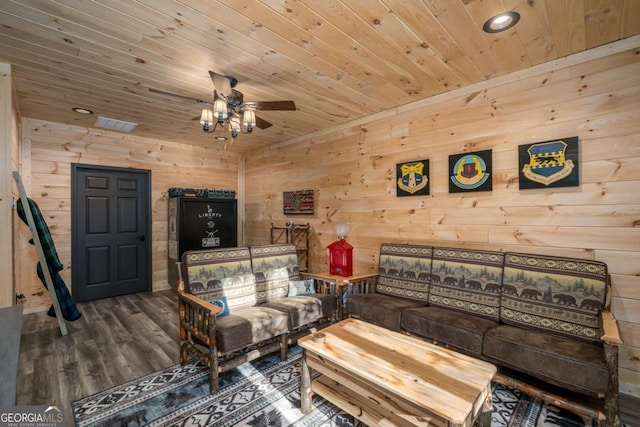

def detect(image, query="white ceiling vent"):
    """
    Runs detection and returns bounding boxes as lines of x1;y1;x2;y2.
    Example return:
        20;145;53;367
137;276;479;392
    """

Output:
94;116;138;133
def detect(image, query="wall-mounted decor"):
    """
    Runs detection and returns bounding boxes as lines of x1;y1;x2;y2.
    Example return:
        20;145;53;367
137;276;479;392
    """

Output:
396;159;430;197
519;136;580;189
283;189;314;215
449;149;492;193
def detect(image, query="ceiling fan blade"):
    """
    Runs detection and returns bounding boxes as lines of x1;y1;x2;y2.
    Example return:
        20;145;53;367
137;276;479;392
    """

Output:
253;100;296;111
255;115;273;129
209;71;233;99
149;87;212;105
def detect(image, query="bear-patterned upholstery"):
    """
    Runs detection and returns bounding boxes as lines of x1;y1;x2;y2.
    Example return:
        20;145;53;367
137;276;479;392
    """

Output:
251;244;337;329
348;243;431;331
250;243;297;303
348;243;622;427
401;247;504;355
498;252;607;342
177;244;338;394
428;247;504;321
184;247;256;310
179;246;289;359
483;252;610;396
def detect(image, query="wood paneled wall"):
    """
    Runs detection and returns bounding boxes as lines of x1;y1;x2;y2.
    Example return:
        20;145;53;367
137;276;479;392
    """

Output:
244;45;640;395
14;118;241;310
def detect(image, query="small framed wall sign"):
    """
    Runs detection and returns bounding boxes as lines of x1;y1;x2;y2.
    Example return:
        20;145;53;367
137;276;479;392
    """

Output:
283;189;314;215
449;149;492;193
396;159;430;197
518;136;579;189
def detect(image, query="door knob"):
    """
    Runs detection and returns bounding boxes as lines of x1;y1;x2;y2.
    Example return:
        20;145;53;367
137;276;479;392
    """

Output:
136;235;145;242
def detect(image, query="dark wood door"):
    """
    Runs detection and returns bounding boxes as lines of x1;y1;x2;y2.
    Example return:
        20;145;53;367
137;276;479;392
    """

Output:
72;164;151;302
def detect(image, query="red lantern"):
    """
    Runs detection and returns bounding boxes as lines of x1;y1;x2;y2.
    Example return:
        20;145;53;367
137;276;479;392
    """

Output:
328;239;353;277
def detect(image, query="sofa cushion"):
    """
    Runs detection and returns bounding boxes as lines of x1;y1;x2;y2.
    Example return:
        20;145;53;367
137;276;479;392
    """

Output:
288;279;315;296
263;294;337;329
348;293;425;331
483;324;608;396
376;243;432;302
401;307;499;356
501;252;607;343
250;244;299;304
429;248;504;321
209;296;231;317
215;306;289;354
183;247;257;310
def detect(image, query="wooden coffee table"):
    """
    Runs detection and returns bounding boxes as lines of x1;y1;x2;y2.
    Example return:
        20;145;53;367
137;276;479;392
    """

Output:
298;318;496;427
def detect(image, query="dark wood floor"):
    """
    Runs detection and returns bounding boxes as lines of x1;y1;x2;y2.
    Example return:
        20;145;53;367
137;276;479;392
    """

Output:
17;289;640;426
17;289;180;427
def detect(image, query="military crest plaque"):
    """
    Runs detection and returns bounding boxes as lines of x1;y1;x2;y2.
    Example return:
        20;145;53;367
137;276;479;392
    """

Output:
396;159;429;197
449;150;492;193
519;136;579;189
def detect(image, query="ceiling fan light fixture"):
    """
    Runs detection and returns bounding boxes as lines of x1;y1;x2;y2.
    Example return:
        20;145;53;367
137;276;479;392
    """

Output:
243;109;256;133
229;115;241;138
483;11;520;33
200;108;214;131
151;72;295;143
213;99;228;123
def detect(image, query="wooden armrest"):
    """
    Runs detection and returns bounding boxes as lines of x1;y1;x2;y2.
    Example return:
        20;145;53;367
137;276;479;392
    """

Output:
179;291;223;317
175;261;185;292
601;309;623;345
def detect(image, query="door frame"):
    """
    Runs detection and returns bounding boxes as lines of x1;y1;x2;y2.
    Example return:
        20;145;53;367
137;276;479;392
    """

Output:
71;163;152;299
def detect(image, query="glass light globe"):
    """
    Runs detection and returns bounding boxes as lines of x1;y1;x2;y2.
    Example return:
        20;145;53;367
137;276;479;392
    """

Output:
334;222;350;240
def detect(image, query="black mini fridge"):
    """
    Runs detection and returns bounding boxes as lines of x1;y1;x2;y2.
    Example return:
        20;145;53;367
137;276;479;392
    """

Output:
168;196;237;289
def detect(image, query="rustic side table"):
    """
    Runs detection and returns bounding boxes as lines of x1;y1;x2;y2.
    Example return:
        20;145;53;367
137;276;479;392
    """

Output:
300;272;378;320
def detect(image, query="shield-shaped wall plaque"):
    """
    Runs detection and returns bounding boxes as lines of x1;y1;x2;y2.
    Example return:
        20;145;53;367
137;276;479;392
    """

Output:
396;159;430;197
449;150;493;193
519;136;579;189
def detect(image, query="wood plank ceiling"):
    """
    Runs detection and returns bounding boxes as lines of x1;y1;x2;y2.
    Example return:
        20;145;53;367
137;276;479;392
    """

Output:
1;0;639;153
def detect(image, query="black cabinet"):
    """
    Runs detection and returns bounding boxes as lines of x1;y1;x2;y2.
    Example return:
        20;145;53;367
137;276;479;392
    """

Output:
168;196;237;288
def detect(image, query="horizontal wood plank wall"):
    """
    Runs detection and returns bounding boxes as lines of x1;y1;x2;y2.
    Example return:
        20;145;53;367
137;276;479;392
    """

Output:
244;46;640;396
16;118;240;310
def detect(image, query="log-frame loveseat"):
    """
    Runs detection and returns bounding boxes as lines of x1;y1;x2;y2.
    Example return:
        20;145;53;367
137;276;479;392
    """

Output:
347;243;623;427
176;243;338;394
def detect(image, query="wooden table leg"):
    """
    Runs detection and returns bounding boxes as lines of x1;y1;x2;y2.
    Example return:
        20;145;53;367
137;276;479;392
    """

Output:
300;349;312;414
476;409;491;427
476;391;492;427
338;285;346;320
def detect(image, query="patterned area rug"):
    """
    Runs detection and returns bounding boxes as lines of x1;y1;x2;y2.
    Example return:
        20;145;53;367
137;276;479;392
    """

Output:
73;347;598;427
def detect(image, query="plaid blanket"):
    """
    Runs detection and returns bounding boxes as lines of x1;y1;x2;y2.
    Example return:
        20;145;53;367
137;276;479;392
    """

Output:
16;198;63;272
17;198;81;321
36;263;81;321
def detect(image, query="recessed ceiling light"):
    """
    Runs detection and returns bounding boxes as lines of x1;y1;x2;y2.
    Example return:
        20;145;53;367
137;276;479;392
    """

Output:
72;107;94;115
215;136;228;141
483;12;520;33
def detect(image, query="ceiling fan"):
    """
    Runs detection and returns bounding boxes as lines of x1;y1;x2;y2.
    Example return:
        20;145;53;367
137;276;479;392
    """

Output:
149;71;296;140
